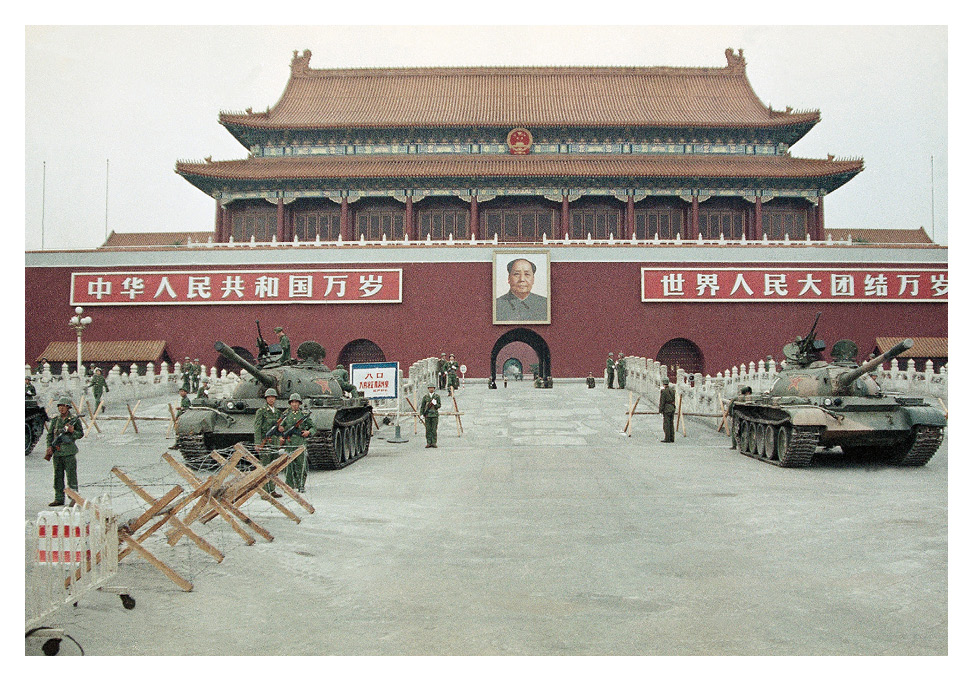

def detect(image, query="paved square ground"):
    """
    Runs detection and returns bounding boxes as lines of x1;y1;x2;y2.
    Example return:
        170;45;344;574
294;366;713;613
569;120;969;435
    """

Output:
25;381;947;655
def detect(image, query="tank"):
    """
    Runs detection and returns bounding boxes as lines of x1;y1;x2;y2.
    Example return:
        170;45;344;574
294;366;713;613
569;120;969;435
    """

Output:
174;338;372;471
730;314;946;467
25;394;49;455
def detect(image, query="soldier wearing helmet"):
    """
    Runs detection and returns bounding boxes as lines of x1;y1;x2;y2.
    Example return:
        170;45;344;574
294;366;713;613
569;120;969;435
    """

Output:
278;392;315;493
45;396;84;506
254;387;284;498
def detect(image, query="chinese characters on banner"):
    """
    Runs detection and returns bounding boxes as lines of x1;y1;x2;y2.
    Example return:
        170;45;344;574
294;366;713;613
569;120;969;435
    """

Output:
641;267;948;302
71;269;403;305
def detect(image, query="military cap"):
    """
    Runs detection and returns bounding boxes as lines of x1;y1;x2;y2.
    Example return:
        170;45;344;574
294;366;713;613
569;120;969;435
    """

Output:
56;396;73;406
179;387;188;393
609;352;614;356
427;383;436;389
264;388;278;397
274;327;284;333
662;377;670;384
288;393;302;402
25;376;32;381
336;364;344;369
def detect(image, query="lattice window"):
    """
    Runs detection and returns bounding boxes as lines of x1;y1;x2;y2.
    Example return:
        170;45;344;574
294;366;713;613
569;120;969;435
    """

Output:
481;208;555;241
355;210;405;241
419;208;470;239
230;206;276;242
570;208;620;240
699;209;744;239
634;209;684;239
762;209;807;240
293;210;341;241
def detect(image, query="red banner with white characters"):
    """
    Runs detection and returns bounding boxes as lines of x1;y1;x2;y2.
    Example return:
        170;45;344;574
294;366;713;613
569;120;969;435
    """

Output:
71;269;402;305
641;267;947;303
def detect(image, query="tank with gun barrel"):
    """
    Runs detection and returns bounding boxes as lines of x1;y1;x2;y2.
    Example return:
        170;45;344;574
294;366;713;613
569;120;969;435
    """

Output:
730;313;946;467
174;325;372;471
25;393;49;455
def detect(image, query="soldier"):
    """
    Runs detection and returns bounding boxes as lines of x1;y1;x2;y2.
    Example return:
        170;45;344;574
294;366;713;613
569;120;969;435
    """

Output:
446;353;460;393
89;367;109;410
419;383;441;448
616;353;627;390
659;376;676;443
437;353;448;389
279;393;315;493
181;358;192;392
25;376;37;397
606;352;615;389
254;388;284;498
45;397;84;507
334;363;349;383
176;387;192;416
196;379;210;400
275;327;291;361
191;359;202;392
586;372;596;389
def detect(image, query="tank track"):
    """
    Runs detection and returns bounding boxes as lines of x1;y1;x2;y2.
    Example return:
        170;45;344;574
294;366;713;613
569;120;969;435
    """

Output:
733;412;819;468
306;411;373;470
888;425;944;466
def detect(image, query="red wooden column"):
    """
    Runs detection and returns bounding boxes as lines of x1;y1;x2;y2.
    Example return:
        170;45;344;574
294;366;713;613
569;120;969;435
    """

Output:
561;196;570;239
753;196;763;241
405;196;414;240
340;197;350;241
222;203;232;242
626;196;635;240
689;196;699;240
470;196;479;238
214;200;224;242
276;198;285;241
814;196;825;240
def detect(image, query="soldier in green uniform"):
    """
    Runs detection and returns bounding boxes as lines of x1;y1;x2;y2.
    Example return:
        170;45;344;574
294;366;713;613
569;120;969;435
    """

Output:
253;388;284;498
437;353;447;389
586;372;596;389
606;352;615;389
181;358;192;392
419;383;441;448
279;393;315;493
446;353;460;393
275;327;291;361
176;388;192;416
616;353;627;390
45;397;84;506
333;363;348;383
659;376;676;443
89;367;109;410
25;376;37;397
191;359;201;392
196;379;210;400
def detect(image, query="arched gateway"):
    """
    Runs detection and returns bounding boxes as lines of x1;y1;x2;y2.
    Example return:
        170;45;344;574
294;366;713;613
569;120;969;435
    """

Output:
490;328;551;381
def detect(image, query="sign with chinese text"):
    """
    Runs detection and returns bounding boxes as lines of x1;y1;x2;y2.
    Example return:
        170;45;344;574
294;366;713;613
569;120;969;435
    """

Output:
350;362;399;399
641;267;947;303
71;269;402;305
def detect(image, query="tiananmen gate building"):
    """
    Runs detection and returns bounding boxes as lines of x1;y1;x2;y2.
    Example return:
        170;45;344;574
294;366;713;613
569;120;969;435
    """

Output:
25;48;947;380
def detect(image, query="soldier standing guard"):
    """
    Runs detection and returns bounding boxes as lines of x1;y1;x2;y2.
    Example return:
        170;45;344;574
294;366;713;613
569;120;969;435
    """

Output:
616;353;627;390
437;353;448;389
659;376;676;443
191;359;201;392
275;327;291;361
45;397;84;506
586;372;596;389
181;357;192;392
90;367;109;410
447;353;460;393
419;383;441;448
606;353;615;389
254;388;284;498
279;393;315;493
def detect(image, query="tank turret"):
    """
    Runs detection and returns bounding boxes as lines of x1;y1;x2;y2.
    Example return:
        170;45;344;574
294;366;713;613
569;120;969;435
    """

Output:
175;335;373;472
731;315;945;468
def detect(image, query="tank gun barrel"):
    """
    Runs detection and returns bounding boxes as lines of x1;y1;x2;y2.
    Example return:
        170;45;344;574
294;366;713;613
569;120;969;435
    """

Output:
214;341;275;388
835;338;913;391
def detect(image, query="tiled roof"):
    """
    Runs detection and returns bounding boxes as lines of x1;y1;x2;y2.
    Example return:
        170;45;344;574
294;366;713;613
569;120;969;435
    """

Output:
823;228;934;245
37;341;169;363
219;51;819;131
102;231;207;248
177;153;862;182
875;337;948;358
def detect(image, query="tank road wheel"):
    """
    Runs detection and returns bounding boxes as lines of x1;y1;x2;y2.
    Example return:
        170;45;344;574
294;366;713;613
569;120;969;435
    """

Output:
777;426;818;468
25;422;36;455
885;425;945;466
743;420;756;456
763;425;777;460
774;425;790;462
304;410;372;470
754;423;766;458
333;429;346;464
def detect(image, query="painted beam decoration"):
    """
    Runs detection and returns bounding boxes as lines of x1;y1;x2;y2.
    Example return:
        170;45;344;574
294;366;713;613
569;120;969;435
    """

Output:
641;267;948;303
71;269;402;305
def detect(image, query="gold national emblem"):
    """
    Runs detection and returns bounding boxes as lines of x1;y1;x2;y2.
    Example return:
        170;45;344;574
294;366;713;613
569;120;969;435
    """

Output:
507;128;532;155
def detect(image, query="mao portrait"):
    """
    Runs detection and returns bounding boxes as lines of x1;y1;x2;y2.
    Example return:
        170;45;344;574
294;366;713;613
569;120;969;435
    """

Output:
493;251;551;324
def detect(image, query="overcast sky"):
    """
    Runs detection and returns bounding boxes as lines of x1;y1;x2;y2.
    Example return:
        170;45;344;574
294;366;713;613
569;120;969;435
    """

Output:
24;23;950;250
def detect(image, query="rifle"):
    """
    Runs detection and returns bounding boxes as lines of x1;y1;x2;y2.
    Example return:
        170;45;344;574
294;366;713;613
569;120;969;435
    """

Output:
258;413;286;449
256;321;270;360
46;417;82;460
278;411;312;442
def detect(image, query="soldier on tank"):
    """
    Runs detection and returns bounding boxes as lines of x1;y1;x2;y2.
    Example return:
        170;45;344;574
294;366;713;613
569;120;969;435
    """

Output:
606;352;615;389
45;396;84;506
196;379;210;400
274;327;291;361
279;393;315;493
616;353;627;390
659;376;676;443
176;387;192;417
254;388;284;498
419;383;441;448
89;367;109;410
25;376;37;397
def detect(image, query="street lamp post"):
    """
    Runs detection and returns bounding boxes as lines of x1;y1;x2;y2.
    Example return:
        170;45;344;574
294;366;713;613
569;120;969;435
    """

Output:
69;306;92;404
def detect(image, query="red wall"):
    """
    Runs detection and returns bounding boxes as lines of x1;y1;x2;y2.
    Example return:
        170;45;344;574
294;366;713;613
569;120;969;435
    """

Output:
26;261;947;378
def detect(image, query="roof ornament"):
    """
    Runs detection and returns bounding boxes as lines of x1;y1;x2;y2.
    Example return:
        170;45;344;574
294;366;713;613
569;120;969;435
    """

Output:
291;49;313;75
724;48;746;71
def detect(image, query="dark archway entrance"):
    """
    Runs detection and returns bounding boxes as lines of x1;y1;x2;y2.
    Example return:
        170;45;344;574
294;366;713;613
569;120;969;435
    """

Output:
338;339;386;368
490;328;551;380
656;338;704;379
